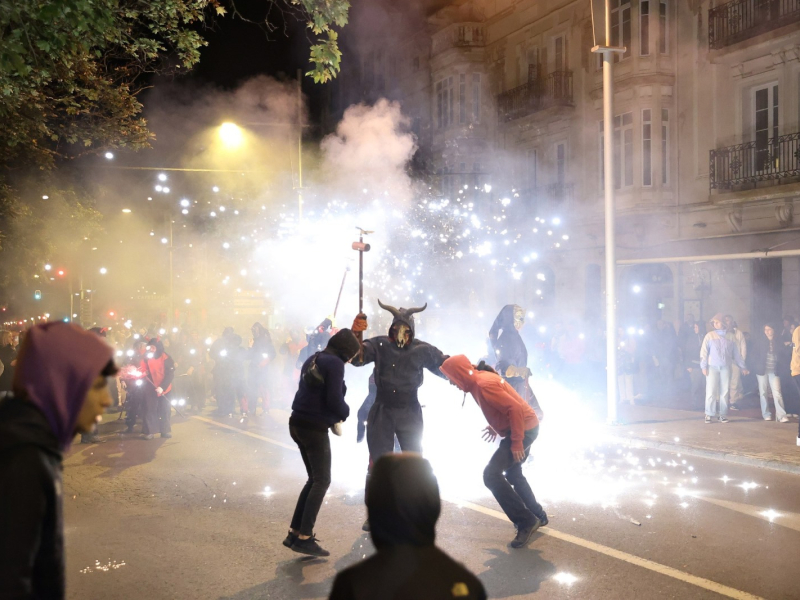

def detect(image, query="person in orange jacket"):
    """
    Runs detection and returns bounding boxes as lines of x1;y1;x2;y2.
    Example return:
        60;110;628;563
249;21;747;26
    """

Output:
440;355;547;548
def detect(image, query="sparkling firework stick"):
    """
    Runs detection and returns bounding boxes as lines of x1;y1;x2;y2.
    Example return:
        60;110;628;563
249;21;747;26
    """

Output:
333;265;350;319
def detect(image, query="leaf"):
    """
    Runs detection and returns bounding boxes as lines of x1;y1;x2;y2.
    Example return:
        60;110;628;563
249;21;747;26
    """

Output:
216;6;226;16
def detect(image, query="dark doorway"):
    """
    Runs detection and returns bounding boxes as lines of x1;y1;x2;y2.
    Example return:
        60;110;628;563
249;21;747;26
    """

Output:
751;258;782;332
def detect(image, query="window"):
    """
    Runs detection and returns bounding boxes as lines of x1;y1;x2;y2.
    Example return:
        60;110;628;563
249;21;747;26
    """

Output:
472;73;482;123
603;113;634;189
556;143;566;185
661;109;669;184
643;109;652;186
554;35;567;71
640;0;650;55
659;0;667;54
436;77;455;129
527;47;540;82
528;149;538;190
753;84;779;172
459;74;466;124
611;0;632;61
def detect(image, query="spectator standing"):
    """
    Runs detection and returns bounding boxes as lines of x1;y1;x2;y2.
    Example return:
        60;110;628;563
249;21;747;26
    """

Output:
328;454;487;600
0;330;17;396
788;324;800;446
750;324;789;422
725;315;747;410
682;322;705;407
700;314;748;423
0;323;115;598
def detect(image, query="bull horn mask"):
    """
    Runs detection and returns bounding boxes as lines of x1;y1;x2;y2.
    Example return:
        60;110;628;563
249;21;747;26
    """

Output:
377;300;428;318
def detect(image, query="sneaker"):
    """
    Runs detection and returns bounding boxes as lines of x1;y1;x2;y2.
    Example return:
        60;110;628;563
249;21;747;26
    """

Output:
80;435;104;444
290;535;330;557
729;405;740;411
510;518;541;548
779;416;790;423
282;531;297;548
764;416;773;421
538;515;549;527
161;432;172;439
705;415;712;424
719;416;729;424
361;518;370;532
141;434;155;440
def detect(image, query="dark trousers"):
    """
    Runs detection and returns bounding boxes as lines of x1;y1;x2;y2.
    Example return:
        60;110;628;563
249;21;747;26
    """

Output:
483;426;545;527
142;390;171;435
366;401;423;463
125;386;143;429
289;424;332;537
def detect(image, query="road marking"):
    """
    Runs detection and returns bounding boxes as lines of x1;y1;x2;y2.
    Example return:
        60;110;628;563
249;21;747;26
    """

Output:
694;495;800;533
192;415;299;452
195;415;766;600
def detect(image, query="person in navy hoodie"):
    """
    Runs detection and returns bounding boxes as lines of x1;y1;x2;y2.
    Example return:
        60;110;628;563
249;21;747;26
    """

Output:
284;328;361;557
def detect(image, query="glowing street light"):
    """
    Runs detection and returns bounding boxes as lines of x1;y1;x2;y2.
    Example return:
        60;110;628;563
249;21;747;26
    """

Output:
219;122;244;148
104;152;114;160
122;208;132;213
99;267;108;275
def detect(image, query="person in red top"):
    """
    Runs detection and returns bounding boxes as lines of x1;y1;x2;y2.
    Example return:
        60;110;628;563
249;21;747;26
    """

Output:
140;338;175;440
440;354;547;548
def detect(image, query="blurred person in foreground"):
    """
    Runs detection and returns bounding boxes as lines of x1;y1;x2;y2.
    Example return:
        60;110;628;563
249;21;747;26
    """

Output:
284;328;361;557
0;322;115;599
329;453;486;600
440;355;546;548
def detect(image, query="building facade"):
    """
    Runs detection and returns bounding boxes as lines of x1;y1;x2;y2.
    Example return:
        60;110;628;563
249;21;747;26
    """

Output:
327;0;800;332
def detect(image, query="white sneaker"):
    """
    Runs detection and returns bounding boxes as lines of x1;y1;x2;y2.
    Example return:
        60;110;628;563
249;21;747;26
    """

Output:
779;416;790;423
764;416;773;421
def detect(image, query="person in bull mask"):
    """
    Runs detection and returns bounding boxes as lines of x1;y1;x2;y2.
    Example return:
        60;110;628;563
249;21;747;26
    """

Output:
351;300;447;531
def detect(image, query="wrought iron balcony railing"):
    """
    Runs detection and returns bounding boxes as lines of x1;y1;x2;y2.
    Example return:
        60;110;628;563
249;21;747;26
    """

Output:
431;23;486;54
545;182;574;203
497;71;574;122
709;131;800;189
709;0;800;49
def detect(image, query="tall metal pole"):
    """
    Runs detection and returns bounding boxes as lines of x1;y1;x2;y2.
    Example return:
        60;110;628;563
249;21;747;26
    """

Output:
297;69;303;223
358;231;364;314
169;218;174;329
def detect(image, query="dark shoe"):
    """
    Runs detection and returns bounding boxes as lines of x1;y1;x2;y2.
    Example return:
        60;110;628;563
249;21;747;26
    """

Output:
538;515;549;527
141;434;155;440
361;518;370;532
80;435;104;444
719;416;729;424
290;536;330;557
125;425;135;434
510;518;541;548
161;432;172;439
282;531;297;548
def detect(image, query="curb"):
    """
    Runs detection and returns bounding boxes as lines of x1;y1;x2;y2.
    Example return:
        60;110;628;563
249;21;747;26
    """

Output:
612;435;800;476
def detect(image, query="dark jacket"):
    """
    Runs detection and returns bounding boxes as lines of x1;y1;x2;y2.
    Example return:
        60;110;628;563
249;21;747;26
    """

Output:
290;329;360;431
749;335;790;377
296;319;332;368
329;454;485;600
682;330;703;368
0;396;64;599
0;344;16;392
488;304;528;375
354;310;446;407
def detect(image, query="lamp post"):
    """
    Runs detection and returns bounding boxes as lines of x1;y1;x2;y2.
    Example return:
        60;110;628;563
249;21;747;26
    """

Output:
591;0;626;424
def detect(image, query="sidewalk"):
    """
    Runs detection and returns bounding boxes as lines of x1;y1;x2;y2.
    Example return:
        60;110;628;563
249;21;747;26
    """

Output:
608;404;800;475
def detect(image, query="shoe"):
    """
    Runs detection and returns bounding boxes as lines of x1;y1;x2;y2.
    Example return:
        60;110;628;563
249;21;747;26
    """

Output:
361;519;370;532
797;437;800;447
510;518;541;548
719;416;729;424
80;435;104;444
729;405;740;411
290;535;330;557
124;426;135;434
161;432;172;438
705;415;712;424
141;434;155;440
764;416;773;421
538;515;549;527
282;531;297;548
779;416;790;423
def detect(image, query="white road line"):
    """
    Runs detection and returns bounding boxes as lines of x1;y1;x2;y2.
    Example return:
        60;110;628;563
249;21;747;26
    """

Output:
694;495;800;533
193;415;766;600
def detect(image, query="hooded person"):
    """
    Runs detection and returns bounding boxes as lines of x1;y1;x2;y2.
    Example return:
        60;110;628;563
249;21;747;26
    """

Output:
139;337;175;439
328;453;486;600
350;301;447;529
296;318;334;368
700;313;748;423
0;323;116;598
285;328;362;557
440;355;547;548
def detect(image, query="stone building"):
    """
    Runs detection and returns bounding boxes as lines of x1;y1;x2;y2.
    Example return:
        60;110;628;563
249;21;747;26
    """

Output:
326;0;800;332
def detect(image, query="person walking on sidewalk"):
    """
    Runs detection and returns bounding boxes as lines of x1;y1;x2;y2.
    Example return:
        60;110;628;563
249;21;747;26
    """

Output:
285;328;361;557
439;355;546;548
725;315;747;411
701;314;749;424
788;324;800;446
750;323;790;422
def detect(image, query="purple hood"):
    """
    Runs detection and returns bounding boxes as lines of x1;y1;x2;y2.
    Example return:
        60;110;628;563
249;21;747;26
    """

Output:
16;323;114;449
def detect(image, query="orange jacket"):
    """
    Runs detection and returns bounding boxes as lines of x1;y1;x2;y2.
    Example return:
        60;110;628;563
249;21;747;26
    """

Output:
440;355;538;452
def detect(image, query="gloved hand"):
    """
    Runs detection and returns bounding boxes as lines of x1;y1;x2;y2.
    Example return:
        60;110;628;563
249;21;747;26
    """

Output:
352;313;368;333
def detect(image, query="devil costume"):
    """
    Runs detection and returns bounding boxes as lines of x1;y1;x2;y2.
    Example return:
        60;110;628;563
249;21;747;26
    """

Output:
353;301;446;462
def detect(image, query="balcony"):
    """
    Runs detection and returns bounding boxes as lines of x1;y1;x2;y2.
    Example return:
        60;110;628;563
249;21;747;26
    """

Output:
545;182;574;204
497;72;574;122
709;131;800;190
709;0;800;49
431;23;486;55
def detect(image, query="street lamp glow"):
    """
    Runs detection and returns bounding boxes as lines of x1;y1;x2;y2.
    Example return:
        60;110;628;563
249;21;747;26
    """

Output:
122;208;132;213
44;264;52;271
158;173;168;182
104;152;114;160
632;285;642;293
99;267;107;275
212;186;220;193
180;199;191;207
219;122;244;148
161;238;168;244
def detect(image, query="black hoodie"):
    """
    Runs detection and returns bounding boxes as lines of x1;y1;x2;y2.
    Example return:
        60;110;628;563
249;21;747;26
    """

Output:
488;304;528;375
329;454;486;600
0;395;65;599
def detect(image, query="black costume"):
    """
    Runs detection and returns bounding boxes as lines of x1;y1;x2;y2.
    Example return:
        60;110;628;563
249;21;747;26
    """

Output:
353;301;446;462
296;318;333;368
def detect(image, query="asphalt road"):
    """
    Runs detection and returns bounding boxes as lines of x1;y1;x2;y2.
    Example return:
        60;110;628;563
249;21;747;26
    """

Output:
63;400;800;600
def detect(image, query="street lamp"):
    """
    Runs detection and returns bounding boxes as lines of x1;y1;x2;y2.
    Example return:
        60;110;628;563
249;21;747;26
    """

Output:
99;267;108;275
218;122;244;148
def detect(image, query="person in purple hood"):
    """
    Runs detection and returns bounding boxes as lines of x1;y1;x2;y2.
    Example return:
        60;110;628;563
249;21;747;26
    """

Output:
0;322;116;599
